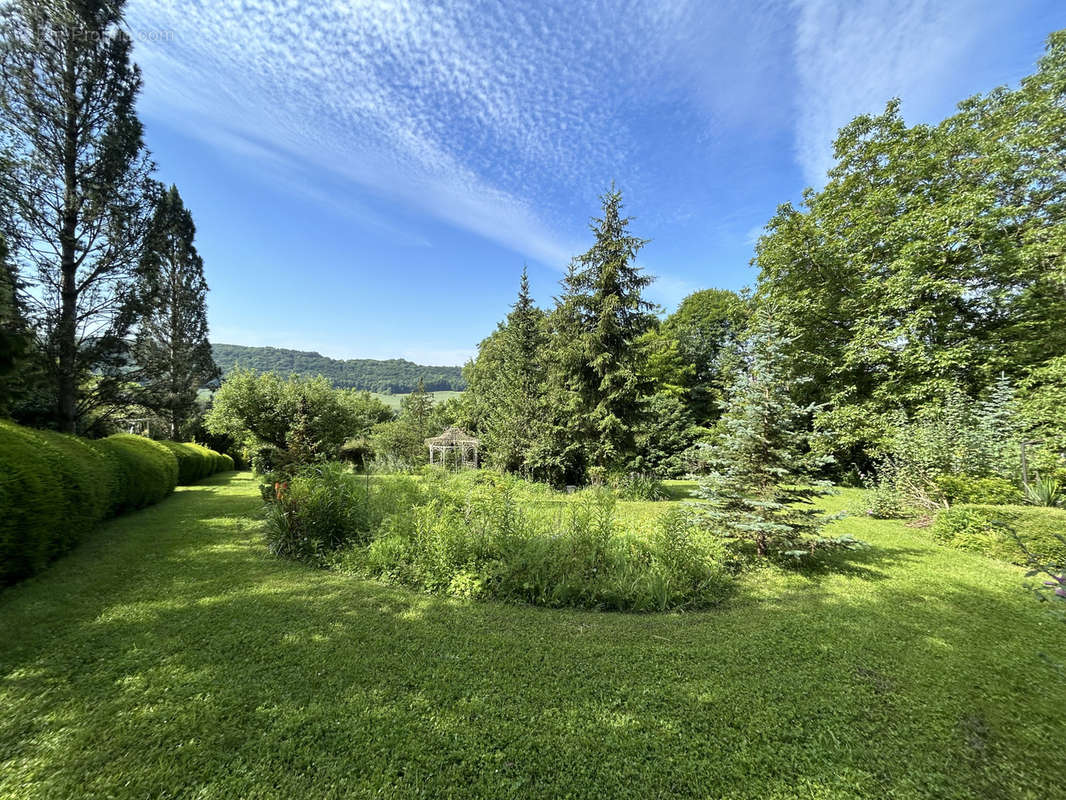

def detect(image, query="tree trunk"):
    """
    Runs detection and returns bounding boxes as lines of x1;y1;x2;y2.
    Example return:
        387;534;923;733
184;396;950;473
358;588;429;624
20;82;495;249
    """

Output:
57;44;79;434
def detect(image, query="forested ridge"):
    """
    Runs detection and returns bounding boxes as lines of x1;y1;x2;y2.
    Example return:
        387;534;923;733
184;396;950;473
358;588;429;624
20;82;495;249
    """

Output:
210;343;466;393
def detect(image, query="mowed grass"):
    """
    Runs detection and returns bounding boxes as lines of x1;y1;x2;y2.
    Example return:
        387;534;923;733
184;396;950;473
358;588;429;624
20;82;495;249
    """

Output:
1;473;1064;799
371;390;463;411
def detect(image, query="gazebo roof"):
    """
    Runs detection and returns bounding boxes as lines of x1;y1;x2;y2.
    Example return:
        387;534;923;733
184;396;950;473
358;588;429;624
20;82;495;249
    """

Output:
425;426;480;447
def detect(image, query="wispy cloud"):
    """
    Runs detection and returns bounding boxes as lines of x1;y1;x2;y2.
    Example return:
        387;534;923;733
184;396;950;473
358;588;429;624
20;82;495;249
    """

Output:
123;0;1038;306
125;0;693;267
789;0;1011;186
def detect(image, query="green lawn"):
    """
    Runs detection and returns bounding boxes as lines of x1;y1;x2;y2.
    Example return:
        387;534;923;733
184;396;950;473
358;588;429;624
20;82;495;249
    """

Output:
1;473;1063;799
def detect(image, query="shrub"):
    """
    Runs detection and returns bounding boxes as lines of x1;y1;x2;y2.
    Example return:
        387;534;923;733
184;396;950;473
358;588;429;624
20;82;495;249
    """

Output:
160;441;235;484
935;474;1021;506
931;504;1066;565
609;472;667;501
0;420;235;586
862;473;912;519
263;462;371;565
91;434;179;513
276;466;733;611
0;424;170;584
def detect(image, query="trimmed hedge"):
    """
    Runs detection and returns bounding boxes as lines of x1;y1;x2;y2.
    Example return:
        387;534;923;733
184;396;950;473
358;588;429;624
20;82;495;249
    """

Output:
0;422;114;585
931;503;1066;566
160;441;235;485
0;421;234;586
92;434;180;513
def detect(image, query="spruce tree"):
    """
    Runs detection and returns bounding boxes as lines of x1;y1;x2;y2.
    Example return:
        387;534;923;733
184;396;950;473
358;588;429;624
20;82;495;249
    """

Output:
482;267;546;473
133;184;219;439
565;185;657;476
0;0;155;431
694;311;862;559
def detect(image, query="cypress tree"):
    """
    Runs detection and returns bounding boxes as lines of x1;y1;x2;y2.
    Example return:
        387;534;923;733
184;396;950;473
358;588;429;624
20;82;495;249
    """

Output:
133;184;219;439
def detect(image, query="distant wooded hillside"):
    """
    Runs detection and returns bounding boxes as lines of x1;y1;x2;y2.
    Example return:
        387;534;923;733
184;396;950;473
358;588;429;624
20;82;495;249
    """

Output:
211;344;466;393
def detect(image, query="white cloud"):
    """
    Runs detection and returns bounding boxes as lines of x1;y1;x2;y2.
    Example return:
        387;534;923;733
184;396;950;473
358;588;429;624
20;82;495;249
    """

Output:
789;0;1007;186
124;0;689;268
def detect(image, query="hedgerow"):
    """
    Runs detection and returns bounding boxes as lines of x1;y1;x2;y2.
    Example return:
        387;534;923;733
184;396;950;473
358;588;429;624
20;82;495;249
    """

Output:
91;434;179;513
161;441;235;484
0;420;234;586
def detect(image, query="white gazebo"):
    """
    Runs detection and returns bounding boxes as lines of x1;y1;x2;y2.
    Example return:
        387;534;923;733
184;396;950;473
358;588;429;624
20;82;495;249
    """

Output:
426;427;480;470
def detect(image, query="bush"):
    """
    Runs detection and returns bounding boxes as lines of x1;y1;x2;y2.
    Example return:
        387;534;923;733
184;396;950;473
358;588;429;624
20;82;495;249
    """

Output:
935;474;1021;505
931;504;1066;566
0;421;115;584
263;462;371;565
273;466;733;611
0;422;201;585
160;441;235;484
90;434;179;513
609;472;667;501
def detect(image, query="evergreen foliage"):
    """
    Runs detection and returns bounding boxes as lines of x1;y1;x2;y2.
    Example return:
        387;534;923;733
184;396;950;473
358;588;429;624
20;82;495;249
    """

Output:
133;184;220;438
0;0;156;431
693;313;861;559
464;268;547;474
0;419;229;586
563;185;657;474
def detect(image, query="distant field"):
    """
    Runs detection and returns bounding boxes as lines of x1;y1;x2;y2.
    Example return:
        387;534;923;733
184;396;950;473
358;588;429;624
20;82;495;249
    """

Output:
197;388;463;413
372;390;463;411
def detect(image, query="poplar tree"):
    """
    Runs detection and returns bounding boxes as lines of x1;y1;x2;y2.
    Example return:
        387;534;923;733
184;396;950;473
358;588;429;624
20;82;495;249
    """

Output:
133;184;219;439
0;0;155;431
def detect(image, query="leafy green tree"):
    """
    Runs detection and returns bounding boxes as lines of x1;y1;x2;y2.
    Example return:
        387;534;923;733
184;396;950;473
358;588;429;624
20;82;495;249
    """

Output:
660;288;747;422
210;343;465;392
633;392;698;478
1018;356;1066;480
0;0;156;432
562;185;657;476
132;185;219;438
204;369;363;469
754;32;1066;468
694;312;860;559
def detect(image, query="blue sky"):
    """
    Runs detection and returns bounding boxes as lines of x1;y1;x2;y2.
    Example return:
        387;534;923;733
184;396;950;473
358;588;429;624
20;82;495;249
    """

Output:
123;0;1064;365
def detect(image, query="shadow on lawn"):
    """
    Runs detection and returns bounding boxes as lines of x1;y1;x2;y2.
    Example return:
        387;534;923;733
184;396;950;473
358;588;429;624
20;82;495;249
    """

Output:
1;475;1063;799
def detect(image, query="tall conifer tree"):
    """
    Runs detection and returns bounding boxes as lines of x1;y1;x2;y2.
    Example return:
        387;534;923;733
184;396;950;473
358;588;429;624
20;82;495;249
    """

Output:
133;184;219;439
481;267;546;472
565;184;656;475
0;0;155;431
695;310;861;558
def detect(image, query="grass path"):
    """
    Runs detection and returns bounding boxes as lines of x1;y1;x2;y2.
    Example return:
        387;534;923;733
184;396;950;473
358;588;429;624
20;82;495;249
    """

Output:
1;473;1064;799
